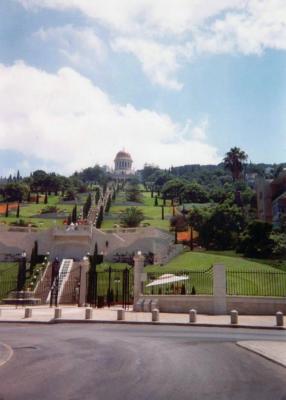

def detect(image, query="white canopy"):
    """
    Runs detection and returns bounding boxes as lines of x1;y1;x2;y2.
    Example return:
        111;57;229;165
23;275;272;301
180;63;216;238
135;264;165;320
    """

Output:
146;274;189;287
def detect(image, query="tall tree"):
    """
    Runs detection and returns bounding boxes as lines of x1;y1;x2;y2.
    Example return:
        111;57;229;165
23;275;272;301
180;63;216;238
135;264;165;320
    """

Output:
223;147;248;181
16;203;20;218
71;205;77;223
5;203;9;218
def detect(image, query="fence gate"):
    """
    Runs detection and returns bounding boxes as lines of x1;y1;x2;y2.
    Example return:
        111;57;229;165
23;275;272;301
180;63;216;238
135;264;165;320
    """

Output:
86;267;133;309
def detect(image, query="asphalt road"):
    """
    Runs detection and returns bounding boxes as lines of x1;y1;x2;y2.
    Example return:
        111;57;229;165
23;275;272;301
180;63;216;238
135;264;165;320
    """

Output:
0;324;286;400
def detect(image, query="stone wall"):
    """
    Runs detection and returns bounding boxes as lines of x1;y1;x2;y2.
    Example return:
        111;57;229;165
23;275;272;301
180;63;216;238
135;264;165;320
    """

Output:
137;295;286;315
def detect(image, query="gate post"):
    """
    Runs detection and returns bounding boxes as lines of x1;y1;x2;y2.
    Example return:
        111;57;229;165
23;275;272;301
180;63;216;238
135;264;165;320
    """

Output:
133;251;145;305
79;256;89;307
213;264;227;315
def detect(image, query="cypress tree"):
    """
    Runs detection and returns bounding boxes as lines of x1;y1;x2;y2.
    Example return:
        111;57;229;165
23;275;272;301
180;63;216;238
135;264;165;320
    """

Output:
83;193;91;219
29;248;36;276
96;206;104;228
34;240;38;260
72;205;77;223
95;188;100;204
29;240;38;276
16;203;20;218
105;195;111;213
154;195;158;207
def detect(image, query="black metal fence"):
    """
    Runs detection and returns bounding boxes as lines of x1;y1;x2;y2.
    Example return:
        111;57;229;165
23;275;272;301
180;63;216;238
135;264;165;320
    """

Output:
0;262;19;301
143;267;213;295
87;267;133;308
226;269;286;297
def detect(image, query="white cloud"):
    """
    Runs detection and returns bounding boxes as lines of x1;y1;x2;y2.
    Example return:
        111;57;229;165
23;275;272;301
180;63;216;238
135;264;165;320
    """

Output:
18;0;246;35
18;0;286;90
36;25;106;68
112;38;183;90
0;62;220;174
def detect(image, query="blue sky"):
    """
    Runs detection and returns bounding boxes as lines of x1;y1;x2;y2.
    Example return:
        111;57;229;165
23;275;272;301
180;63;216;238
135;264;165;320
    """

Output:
0;0;285;175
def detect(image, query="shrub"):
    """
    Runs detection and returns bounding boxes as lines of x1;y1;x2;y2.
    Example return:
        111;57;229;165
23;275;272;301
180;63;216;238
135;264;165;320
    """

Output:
41;206;58;214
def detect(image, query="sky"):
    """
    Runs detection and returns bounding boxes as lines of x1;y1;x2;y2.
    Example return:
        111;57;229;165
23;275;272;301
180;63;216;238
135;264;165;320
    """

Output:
0;0;286;176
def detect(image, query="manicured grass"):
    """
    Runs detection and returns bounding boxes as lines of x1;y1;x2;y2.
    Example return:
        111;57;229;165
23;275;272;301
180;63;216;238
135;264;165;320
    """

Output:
0;262;18;278
0;262;18;299
145;251;280;272
144;251;286;297
0;197;76;229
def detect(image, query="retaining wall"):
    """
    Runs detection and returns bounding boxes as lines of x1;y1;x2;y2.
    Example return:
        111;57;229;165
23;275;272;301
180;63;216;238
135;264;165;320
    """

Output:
138;295;286;315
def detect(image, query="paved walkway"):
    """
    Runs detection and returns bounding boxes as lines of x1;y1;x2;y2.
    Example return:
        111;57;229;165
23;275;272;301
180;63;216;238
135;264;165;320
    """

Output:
0;305;284;328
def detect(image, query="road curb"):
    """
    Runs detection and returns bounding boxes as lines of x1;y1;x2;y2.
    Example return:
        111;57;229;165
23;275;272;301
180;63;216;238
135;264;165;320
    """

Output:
0;342;13;368
0;319;285;330
44;319;286;330
237;342;286;369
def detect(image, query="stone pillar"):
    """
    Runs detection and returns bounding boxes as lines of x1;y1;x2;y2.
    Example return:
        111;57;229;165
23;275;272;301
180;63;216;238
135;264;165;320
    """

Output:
230;310;238;325
133;252;145;305
276;311;284;327
85;308;93;320
24;308;32;318
213;264;227;315
152;309;160;322
54;308;62;319
117;309;125;321
79;257;90;307
189;309;197;323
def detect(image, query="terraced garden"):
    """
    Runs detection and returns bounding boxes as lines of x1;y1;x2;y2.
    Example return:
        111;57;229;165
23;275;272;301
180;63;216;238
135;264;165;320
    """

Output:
0;194;88;229
102;191;173;230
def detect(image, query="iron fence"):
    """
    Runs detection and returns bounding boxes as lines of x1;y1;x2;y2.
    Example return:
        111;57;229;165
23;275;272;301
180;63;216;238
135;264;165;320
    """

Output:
0;262;18;301
87;267;133;308
226;269;286;297
143;267;213;295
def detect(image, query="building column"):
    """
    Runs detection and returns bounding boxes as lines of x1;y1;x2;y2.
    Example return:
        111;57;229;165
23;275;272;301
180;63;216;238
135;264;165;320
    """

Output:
213;264;227;315
133;252;145;305
79;257;90;307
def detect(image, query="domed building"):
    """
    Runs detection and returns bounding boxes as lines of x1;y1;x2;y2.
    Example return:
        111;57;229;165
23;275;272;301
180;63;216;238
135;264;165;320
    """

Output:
114;150;133;178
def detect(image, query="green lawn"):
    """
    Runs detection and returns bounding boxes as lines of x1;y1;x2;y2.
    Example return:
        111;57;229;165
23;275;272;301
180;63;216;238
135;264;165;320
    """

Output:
145;251;280;272
0;263;18;299
144;251;286;297
0;196;76;229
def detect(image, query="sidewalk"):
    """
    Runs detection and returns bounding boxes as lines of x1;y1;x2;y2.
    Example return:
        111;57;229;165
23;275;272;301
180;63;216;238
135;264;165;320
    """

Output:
237;341;286;368
0;305;284;329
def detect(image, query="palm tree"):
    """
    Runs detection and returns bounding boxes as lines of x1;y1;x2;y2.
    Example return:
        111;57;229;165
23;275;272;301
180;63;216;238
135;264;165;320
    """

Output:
223;147;248;181
120;207;145;227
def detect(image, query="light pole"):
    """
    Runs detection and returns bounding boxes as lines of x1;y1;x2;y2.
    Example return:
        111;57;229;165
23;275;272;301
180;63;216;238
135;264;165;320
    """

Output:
114;277;120;303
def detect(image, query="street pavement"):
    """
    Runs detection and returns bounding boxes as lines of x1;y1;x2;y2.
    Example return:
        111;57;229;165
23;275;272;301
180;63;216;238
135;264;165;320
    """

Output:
0;324;285;400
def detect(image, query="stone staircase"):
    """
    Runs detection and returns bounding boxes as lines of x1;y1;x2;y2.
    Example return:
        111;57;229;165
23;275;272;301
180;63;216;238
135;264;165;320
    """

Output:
34;262;53;303
59;261;81;304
